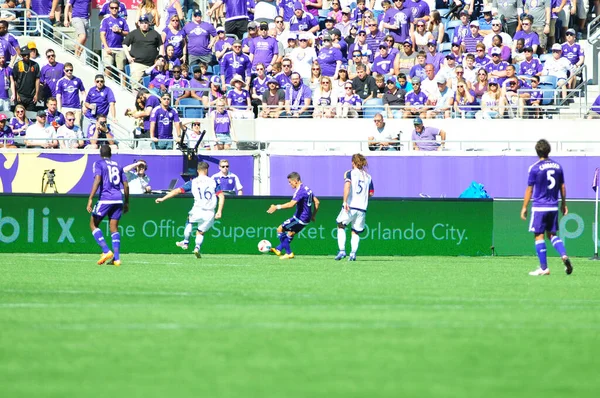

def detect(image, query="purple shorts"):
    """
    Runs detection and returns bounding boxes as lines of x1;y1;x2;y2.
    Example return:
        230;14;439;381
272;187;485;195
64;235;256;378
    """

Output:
92;203;123;221
529;209;558;234
281;217;306;234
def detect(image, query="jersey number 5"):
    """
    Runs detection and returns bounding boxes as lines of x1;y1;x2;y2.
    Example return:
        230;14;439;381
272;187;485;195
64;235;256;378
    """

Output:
546;170;556;189
109;166;121;185
356;180;364;194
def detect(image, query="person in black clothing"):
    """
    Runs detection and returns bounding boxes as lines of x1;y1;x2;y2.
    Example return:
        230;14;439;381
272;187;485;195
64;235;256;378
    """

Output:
351;65;377;102
11;46;40;111
122;15;163;84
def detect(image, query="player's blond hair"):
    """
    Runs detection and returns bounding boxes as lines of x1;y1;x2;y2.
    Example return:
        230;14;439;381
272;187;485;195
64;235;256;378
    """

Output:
352;154;368;170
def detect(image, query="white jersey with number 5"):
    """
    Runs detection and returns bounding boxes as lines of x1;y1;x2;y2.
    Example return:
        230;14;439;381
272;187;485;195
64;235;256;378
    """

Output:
180;175;222;212
345;169;374;211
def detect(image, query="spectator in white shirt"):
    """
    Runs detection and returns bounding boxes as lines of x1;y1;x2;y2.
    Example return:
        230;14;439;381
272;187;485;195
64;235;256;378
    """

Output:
542;43;572;99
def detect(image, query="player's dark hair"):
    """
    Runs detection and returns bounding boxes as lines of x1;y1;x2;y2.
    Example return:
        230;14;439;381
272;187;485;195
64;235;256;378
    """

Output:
352;154;368;170
100;144;112;158
287;172;301;181
197;161;209;171
535;139;551;158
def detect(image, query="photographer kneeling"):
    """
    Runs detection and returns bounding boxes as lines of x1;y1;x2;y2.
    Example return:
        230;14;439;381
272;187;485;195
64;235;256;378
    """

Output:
124;160;152;194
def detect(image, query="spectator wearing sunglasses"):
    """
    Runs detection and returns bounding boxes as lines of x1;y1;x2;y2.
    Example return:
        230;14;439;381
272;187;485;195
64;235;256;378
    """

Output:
98;0;128;20
100;0;129;78
337;82;363;118
40;49;64;101
335;7;353;38
220;39;252;86
56;111;84;149
249;21;279;72
366;18;385;61
212;159;243;196
82;74;116;138
483;19;512;49
512;16;540;54
288;33;317;79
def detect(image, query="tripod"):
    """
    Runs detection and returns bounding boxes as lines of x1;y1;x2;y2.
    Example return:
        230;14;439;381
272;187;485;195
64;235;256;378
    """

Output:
41;171;58;194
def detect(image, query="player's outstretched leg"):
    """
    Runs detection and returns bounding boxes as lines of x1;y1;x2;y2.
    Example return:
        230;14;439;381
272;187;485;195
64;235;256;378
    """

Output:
280;233;295;260
193;231;204;258
529;238;550;275
93;228;113;265
335;224;347;260
111;232;121;266
272;232;286;255
550;235;573;275
348;230;360;261
176;221;192;250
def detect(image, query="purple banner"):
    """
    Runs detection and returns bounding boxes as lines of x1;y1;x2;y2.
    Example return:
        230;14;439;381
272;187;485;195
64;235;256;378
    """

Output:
269;155;600;199
0;153;254;195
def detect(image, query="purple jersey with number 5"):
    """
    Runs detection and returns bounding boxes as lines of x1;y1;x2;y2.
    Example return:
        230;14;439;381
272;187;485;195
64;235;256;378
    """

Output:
93;158;126;203
527;158;564;209
292;183;315;224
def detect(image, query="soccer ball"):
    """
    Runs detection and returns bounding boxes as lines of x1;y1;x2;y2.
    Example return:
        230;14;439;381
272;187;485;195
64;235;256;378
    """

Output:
258;239;272;253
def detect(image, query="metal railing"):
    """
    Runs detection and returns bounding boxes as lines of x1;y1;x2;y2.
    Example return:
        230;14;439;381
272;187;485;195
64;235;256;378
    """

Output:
587;14;600;85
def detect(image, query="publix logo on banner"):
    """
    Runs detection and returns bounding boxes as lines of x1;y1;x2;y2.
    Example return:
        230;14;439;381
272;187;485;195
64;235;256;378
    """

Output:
0;208;75;244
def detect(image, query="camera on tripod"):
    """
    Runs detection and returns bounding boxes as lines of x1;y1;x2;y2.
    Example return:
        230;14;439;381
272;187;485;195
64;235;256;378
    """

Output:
41;169;58;194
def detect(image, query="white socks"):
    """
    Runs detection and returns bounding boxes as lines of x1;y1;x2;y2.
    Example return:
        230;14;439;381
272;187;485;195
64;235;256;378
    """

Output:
337;228;346;251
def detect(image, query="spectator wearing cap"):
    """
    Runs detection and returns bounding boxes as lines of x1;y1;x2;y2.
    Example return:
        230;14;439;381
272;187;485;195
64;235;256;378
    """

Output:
438;54;457;88
288;33;317;79
425;39;444;73
587;94;600;120
98;0;127;20
523;0;551;51
562;28;585;68
502;69;531;118
352;64;377;101
476;77;505;119
483;19;512;49
242;21;259;54
64;0;92;58
368;113;400;150
412;19;433;52
317;34;343;78
249;21;279;72
484;47;509;86
150;92;181;150
328;1;343;22
453;78;477;119
473;42;491;70
372;42;395;77
11;46;39;111
99;0;129;77
335;7;353;37
397;39;417;75
407;0;430;25
82;74;116;138
0;20;19;64
25;110;57;148
208;0;249;39
404;76;428;118
0;54;12;112
542;43;572;99
347;28;368;61
220;40;252;86
202;75;226;109
227;74;253;119
519;46;543;77
289;2;319;33
330;29;348;58
382;0;413;46
85;113;117;150
411;117;445;151
214;26;234;61
486;34;511;62
188;65;210;101
183;9;216;66
284;71;312;118
408;50;427;80
477;5;494;35
0;113;15;148
492;0;520;37
449;40;464;64
382;76;406;118
260;77;285;118
461;20;485;53
451;10;471;44
512;15;540;54
26;42;44;66
337;81;363;118
323;16;337;36
426;75;454;119
123;15;163;84
283;33;298;58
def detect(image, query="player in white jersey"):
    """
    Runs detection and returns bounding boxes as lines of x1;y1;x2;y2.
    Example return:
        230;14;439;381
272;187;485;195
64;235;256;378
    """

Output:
155;161;225;258
335;154;374;261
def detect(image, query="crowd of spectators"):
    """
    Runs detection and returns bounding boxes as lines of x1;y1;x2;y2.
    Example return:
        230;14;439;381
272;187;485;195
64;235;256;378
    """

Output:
1;0;600;151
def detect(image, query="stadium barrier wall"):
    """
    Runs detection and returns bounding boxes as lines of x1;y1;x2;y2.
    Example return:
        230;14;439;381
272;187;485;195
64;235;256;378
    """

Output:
0;195;493;256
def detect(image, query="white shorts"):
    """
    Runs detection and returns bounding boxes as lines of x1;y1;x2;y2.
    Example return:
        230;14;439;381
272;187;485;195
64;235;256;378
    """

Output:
576;0;589;20
188;208;215;233
72;17;89;36
336;208;366;233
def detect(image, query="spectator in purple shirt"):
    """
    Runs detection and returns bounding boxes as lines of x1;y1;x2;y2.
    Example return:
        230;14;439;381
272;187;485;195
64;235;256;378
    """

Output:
161;13;186;64
289;2;320;33
512;16;540;54
520;46;543;77
372;43;395;77
208;0;249;40
82;74;116;139
284;72;312;118
55;63;85;126
425;40;444;73
0;21;20;63
214;26;234;61
461;20;485;54
407;0;430;25
226;74;253;118
149;92;181;150
64;0;92;57
184;9;217;66
100;0;129;77
98;0;127;19
527;75;543;119
39;49;64;102
249;21;279;72
0;54;12;112
317;34;343;78
46;96;65;128
382;0;413;45
411;117;445;151
220;40;252;86
587;93;600;119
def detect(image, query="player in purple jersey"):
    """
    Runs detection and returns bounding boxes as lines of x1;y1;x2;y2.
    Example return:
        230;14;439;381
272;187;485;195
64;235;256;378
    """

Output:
521;139;573;276
267;172;320;260
86;145;129;267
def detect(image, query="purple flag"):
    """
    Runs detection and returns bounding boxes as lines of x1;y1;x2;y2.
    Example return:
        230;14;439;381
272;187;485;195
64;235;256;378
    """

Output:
593;168;600;192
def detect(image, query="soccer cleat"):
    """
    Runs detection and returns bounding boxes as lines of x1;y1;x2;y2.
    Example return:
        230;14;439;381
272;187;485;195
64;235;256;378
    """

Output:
112;260;121;267
562;256;573;275
280;253;295;260
529;267;550;276
334;251;347;261
97;251;114;265
348;252;356;261
270;247;281;256
176;241;189;250
193;248;202;258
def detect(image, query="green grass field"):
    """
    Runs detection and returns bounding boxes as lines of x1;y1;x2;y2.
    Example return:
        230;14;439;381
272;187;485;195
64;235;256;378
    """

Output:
1;253;599;398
